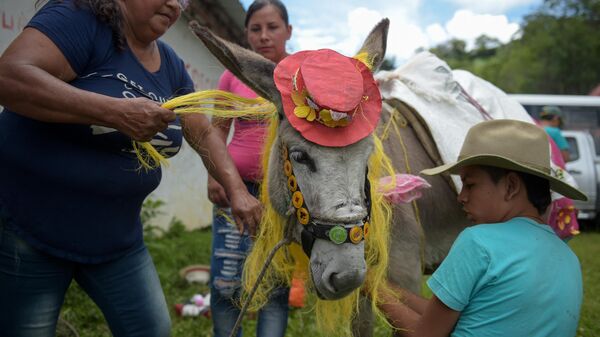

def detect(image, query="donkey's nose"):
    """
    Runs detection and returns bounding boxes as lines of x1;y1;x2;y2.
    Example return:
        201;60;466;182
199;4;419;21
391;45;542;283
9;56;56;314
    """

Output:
329;269;366;295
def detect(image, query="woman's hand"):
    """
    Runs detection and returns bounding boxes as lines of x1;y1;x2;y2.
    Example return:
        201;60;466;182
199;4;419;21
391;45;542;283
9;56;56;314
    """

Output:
229;188;262;236
113;98;176;142
207;175;230;207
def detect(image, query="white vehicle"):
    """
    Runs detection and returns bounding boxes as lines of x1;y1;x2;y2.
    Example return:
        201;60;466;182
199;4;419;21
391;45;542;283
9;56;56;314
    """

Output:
562;130;598;220
510;94;600;221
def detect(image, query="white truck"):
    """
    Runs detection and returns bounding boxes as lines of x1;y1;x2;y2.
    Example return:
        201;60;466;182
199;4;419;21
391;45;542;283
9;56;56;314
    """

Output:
562;130;599;220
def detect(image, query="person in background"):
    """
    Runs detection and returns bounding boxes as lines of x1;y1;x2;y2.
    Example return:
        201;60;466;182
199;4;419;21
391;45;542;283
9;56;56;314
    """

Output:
206;1;293;336
373;120;585;337
539;105;570;162
0;1;261;336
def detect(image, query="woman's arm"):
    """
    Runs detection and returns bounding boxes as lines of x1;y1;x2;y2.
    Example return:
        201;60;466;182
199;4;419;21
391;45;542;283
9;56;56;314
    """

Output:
0;28;174;141
206;117;234;207
182;114;261;234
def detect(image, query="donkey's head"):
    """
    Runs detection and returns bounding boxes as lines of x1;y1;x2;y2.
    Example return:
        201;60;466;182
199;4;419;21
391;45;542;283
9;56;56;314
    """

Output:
190;19;389;300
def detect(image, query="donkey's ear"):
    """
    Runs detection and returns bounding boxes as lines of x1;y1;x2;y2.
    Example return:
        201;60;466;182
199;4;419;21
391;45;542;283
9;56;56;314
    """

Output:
354;18;389;72
189;21;281;105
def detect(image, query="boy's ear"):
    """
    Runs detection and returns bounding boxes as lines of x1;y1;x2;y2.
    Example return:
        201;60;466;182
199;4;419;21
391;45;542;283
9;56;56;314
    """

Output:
504;172;522;201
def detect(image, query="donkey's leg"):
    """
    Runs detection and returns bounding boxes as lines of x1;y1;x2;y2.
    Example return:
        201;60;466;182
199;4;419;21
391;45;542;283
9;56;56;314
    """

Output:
388;203;424;294
353;203;424;337
353;295;374;337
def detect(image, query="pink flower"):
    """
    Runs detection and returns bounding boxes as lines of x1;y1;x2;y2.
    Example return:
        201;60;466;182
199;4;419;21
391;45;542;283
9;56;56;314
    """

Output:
378;174;431;204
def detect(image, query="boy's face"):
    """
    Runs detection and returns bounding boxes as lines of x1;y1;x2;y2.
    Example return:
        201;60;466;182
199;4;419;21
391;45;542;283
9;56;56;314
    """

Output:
457;166;509;224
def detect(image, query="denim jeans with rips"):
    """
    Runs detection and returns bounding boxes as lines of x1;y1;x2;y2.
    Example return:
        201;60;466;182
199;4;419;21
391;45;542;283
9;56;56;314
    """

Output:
0;219;171;337
209;181;289;337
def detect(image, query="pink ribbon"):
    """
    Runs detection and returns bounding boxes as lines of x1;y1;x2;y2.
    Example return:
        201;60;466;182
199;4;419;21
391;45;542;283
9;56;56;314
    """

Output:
378;174;431;204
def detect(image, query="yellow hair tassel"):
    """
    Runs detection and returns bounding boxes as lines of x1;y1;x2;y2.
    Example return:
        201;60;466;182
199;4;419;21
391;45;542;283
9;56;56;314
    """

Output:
132;90;277;170
353;51;375;71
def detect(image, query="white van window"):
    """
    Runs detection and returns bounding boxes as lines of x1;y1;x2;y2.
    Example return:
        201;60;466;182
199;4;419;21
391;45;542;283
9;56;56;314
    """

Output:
524;105;600;155
565;137;580;162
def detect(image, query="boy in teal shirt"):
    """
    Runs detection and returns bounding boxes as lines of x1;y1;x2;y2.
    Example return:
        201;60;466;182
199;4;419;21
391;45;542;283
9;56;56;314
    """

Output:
376;120;586;337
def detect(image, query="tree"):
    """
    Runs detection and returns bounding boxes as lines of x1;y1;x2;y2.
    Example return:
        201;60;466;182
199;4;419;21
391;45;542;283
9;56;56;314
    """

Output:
472;35;502;58
426;0;600;94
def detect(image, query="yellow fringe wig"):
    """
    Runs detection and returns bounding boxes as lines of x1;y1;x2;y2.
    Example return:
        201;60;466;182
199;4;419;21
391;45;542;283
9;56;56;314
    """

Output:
143;85;401;336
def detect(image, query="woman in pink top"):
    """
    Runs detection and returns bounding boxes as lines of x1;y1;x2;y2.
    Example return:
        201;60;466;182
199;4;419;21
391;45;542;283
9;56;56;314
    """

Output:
207;1;292;337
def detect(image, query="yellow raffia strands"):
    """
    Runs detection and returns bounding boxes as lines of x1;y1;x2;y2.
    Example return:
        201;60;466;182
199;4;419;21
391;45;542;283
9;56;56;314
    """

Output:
133;141;170;170
132;90;277;170
242;118;400;336
241;118;296;310
353;51;375;71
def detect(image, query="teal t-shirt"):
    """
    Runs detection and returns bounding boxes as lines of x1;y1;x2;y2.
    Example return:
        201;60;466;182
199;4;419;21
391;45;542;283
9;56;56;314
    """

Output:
544;126;569;150
427;217;582;337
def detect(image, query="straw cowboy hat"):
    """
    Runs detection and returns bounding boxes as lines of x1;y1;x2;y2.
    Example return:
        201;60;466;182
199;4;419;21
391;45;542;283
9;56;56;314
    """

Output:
421;119;587;201
273;49;382;147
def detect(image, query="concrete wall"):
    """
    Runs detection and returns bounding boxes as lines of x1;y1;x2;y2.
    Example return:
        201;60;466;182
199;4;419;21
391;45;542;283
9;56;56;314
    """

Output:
0;0;232;230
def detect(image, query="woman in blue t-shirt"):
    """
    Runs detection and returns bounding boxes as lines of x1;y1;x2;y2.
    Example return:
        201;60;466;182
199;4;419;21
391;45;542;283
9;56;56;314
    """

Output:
0;1;261;336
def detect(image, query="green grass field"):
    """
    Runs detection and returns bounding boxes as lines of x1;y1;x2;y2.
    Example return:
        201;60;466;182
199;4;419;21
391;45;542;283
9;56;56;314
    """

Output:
572;232;600;337
57;224;600;337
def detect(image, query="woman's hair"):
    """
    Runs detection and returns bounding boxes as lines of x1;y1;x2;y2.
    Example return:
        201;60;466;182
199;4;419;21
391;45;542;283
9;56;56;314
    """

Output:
481;165;552;214
245;0;289;27
36;0;126;50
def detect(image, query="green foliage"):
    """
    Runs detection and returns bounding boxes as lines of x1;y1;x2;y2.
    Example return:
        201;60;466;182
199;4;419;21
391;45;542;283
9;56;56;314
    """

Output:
544;0;600;20
141;198;188;239
140;198;167;239
427;0;600;94
140;198;165;226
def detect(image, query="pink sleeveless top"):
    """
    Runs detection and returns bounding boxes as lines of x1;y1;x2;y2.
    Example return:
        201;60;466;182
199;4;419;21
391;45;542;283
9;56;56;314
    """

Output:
218;70;268;182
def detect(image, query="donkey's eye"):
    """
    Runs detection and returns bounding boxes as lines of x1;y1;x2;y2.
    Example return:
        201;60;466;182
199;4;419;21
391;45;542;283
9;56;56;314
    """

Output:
290;150;316;172
290;150;309;163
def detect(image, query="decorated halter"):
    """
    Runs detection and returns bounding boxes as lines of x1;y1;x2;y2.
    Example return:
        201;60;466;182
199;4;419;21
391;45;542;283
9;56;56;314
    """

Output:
281;144;372;257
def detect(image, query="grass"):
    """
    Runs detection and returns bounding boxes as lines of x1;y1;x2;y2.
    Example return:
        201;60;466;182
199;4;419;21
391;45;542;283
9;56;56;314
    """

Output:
572;232;600;337
57;225;600;337
57;221;333;337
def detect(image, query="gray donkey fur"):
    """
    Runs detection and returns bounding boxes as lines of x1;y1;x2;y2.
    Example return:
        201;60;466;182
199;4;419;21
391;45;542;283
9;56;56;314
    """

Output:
190;19;469;335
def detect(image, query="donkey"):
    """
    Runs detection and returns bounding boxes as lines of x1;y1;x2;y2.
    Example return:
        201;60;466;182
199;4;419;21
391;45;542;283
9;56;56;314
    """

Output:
190;19;469;336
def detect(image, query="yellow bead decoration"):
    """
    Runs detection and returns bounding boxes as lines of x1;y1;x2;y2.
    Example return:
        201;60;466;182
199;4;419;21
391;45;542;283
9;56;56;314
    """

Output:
292;191;304;208
287;175;298;192
282;146;288;160
284;160;293;177
363;221;370;238
349;226;364;244
297;208;310;225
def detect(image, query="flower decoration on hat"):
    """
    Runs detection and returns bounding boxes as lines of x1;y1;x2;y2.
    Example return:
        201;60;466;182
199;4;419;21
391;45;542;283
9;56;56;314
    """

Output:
290;70;355;128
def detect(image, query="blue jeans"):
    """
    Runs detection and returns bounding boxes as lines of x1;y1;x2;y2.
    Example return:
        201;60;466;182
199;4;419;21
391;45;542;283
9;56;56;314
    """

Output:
0;220;170;337
210;181;289;337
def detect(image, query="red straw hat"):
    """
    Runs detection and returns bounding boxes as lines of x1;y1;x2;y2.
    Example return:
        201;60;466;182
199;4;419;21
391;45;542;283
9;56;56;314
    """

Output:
274;49;382;147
